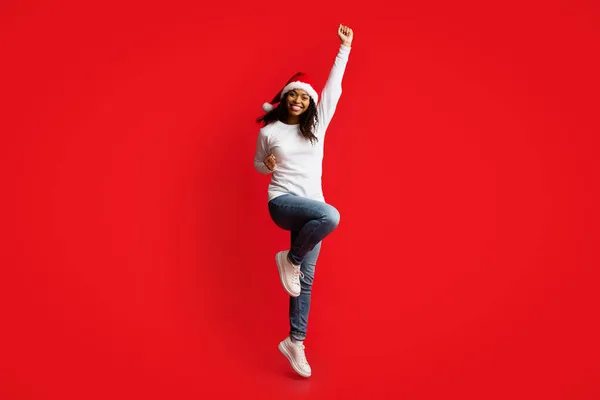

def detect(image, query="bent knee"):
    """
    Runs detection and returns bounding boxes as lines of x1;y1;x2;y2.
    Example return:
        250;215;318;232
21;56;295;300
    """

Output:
324;205;340;229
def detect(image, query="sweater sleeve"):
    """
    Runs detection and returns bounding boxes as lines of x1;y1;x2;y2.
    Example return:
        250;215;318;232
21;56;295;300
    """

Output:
317;44;351;134
254;128;273;174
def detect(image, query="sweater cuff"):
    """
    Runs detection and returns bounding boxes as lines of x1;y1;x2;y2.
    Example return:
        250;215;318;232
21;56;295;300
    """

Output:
254;160;274;174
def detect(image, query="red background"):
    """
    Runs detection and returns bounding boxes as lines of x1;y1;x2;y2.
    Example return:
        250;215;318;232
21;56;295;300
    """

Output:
1;0;599;399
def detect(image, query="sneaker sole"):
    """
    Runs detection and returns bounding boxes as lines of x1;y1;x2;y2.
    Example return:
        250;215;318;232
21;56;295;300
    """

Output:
276;252;300;297
278;341;311;378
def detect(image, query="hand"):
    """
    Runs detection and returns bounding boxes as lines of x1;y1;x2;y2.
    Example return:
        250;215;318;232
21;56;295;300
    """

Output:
338;24;353;47
263;154;277;171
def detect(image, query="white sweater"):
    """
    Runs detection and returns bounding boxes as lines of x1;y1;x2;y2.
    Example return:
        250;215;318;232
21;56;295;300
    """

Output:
254;44;351;203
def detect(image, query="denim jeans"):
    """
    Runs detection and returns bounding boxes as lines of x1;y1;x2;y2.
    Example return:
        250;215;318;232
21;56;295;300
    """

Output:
268;193;341;341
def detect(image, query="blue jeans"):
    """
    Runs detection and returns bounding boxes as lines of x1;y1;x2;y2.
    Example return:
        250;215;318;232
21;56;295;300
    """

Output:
268;194;341;341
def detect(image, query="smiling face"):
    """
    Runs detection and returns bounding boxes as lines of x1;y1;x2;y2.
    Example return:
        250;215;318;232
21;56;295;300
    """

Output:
285;89;311;117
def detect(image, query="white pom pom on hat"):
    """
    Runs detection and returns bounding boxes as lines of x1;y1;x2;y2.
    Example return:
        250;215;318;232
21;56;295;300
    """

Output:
261;72;319;112
262;102;275;113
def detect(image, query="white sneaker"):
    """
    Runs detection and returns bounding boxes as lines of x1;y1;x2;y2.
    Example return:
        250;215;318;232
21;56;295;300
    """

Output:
278;337;311;378
275;250;302;297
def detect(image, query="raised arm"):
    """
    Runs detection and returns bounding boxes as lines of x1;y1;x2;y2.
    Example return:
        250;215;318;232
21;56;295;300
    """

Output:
317;24;354;132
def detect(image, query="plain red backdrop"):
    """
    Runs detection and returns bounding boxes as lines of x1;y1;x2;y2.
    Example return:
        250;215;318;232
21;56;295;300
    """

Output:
1;0;599;399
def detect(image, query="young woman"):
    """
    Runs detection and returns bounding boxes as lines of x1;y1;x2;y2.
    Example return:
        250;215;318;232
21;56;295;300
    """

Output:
253;24;353;378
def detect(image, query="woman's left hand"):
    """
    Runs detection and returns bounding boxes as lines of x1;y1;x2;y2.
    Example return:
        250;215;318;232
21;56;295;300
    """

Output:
338;24;353;47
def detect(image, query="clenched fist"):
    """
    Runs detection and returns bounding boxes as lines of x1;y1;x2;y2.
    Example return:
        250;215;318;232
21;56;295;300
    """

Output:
264;154;277;171
338;24;353;47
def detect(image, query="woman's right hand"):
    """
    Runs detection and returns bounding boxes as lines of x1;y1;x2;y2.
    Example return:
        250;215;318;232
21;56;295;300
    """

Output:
264;154;277;171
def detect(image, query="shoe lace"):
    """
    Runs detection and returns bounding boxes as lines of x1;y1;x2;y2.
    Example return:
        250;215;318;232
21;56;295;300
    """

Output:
297;343;308;365
292;264;304;279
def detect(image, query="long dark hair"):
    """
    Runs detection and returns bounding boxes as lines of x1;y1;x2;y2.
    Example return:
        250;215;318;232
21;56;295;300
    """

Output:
256;92;319;145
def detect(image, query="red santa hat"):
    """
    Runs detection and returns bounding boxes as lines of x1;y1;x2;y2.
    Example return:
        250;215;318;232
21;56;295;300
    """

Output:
262;72;319;113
